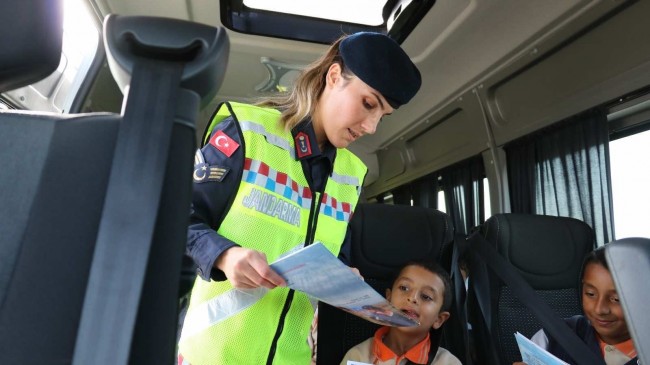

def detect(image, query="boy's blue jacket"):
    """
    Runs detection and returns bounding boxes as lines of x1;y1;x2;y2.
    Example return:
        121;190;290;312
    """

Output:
546;315;637;365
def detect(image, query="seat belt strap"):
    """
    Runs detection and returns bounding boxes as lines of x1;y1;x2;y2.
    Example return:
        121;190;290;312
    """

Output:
459;236;492;330
72;60;183;365
450;236;473;364
464;232;606;365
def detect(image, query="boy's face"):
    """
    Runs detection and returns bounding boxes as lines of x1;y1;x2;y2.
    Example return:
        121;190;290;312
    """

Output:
582;262;630;344
386;265;449;334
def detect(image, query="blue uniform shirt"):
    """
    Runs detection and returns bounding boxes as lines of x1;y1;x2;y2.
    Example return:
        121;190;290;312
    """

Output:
187;115;354;281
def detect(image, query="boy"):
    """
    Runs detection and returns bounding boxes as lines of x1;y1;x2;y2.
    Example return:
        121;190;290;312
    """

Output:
514;246;637;365
340;261;461;365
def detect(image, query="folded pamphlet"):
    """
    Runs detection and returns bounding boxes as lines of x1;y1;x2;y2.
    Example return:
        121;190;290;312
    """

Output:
270;242;419;327
514;332;570;365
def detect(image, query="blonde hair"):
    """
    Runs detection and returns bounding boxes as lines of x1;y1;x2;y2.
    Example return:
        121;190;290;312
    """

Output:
256;36;353;130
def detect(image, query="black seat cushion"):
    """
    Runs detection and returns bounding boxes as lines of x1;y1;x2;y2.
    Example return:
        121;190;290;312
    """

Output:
469;213;595;365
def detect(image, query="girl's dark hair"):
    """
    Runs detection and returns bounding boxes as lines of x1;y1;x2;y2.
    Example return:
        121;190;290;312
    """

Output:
391;260;453;312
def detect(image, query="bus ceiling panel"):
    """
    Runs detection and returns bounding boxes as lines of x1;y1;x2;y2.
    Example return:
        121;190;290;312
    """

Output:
483;0;650;147
363;95;489;197
347;141;380;187
363;0;602;154
370;145;407;192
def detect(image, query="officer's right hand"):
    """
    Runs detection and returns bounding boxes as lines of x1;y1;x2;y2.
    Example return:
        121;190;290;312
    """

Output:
215;247;287;289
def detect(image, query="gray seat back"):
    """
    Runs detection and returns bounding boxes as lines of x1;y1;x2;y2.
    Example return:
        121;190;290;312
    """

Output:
0;4;229;364
606;237;650;365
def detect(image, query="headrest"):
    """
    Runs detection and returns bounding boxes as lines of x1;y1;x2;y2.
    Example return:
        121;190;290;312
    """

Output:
104;15;229;108
0;0;63;92
340;32;421;108
350;204;453;280
482;214;595;289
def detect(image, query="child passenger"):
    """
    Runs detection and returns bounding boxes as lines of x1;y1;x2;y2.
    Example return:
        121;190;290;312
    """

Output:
514;246;637;365
340;261;461;365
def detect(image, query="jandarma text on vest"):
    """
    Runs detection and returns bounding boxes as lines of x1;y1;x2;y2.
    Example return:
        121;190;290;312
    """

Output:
242;187;301;227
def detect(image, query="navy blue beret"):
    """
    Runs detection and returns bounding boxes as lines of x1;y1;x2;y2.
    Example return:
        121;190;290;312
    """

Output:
339;32;421;108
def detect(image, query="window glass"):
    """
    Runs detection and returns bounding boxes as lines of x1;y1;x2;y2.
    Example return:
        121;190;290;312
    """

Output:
244;0;385;26
222;0;433;44
437;190;446;213
483;177;491;219
609;129;650;238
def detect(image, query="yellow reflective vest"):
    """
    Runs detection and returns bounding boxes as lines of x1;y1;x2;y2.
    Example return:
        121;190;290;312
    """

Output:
179;102;367;365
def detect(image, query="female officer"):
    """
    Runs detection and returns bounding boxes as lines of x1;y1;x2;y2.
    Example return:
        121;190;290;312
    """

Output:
178;32;422;365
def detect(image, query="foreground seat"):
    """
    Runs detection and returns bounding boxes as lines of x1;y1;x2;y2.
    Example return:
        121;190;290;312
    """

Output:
605;237;650;365
0;4;229;364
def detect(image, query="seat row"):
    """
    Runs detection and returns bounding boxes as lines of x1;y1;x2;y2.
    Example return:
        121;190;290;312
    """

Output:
317;203;597;365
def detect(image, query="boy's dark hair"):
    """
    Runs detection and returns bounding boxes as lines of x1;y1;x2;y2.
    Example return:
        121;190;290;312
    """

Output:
578;246;609;306
579;246;609;286
582;245;608;272
390;260;453;312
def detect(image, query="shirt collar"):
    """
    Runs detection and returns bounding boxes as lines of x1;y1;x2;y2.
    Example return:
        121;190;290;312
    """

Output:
372;326;431;364
291;119;336;163
597;337;637;359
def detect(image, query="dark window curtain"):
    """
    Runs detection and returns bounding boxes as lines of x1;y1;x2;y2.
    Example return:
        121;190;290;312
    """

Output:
411;176;439;208
506;108;613;246
440;156;485;235
391;184;412;205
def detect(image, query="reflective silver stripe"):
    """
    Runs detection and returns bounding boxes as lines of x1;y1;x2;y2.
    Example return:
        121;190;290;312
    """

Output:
180;243;306;340
180;287;269;339
240;120;295;158
194;149;205;165
330;171;360;187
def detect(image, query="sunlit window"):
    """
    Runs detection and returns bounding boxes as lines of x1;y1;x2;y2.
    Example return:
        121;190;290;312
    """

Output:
437;190;446;213
609;129;650;239
483;177;491;219
62;0;99;78
244;0;385;26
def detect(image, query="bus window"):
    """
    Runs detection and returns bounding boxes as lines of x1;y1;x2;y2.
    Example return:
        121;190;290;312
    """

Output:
609;128;650;239
483;177;491;219
437;190;446;213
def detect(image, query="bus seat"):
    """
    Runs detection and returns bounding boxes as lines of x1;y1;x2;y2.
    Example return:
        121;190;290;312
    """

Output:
605;237;650;365
0;8;229;365
466;214;596;365
317;203;455;365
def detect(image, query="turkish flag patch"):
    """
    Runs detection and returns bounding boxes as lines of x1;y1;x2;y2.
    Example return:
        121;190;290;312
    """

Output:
209;130;239;157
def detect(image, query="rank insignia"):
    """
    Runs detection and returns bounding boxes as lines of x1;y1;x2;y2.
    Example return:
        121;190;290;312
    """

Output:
193;149;230;183
295;131;312;159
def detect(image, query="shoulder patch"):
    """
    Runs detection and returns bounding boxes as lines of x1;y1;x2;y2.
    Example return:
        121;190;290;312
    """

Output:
209;130;239;157
193;149;230;183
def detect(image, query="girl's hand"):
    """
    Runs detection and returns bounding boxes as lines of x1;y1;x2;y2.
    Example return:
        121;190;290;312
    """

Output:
216;247;287;289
